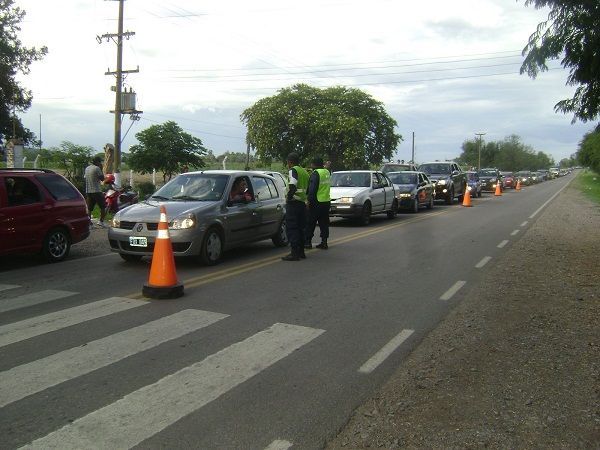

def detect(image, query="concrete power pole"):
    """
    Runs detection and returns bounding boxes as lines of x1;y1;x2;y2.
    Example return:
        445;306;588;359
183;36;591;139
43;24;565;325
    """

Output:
475;132;486;172
97;0;139;186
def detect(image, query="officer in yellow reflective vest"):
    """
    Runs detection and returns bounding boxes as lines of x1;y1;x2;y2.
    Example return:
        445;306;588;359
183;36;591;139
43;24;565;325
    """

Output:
305;156;331;249
282;152;309;261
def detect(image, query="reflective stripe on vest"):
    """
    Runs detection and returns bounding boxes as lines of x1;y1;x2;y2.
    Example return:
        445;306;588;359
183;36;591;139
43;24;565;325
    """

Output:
291;165;309;202
315;168;331;202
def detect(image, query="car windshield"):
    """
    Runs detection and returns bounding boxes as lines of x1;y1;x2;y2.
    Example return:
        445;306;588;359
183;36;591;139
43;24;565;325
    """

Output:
419;164;450;175
387;173;417;184
478;170;497;177
152;174;229;201
331;172;371;187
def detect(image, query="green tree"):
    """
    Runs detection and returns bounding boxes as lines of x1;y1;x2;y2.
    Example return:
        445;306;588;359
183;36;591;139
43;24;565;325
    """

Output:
127;121;207;183
0;0;48;143
520;0;600;123
241;84;401;170
38;141;94;191
577;130;600;173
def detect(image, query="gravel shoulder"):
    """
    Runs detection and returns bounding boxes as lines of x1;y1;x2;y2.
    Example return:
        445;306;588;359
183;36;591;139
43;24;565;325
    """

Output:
326;180;599;449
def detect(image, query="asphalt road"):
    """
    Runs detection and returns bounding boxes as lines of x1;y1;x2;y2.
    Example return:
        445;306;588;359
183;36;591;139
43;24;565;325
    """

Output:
0;174;574;449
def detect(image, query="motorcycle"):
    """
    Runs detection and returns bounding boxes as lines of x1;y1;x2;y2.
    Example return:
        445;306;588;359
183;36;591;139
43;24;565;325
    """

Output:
104;174;139;214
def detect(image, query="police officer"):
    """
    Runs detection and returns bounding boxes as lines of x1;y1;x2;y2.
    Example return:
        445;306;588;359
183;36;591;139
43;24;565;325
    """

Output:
305;156;331;249
282;152;309;261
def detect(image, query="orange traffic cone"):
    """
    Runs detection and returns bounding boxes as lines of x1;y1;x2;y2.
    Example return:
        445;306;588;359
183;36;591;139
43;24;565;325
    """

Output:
462;187;472;207
494;180;502;196
515;179;521;191
142;205;184;299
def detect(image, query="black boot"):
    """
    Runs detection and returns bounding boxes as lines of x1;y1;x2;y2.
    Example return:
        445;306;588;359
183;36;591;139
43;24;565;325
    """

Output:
316;239;328;249
281;253;300;261
304;241;313;249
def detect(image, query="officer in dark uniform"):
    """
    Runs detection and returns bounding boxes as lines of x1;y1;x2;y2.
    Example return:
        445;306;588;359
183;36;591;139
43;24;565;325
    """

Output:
305;156;331;249
282;152;309;261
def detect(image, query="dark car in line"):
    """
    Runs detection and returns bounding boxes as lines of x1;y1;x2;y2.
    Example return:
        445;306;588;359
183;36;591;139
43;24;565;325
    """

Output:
478;168;502;193
0;168;91;262
515;170;533;186
419;161;467;205
387;171;435;212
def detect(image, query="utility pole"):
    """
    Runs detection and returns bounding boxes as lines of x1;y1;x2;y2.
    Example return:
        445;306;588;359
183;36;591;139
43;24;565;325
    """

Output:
475;132;486;172
98;0;140;186
411;131;415;164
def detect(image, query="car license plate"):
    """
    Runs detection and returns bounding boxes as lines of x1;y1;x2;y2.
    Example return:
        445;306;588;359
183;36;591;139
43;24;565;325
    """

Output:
129;236;147;247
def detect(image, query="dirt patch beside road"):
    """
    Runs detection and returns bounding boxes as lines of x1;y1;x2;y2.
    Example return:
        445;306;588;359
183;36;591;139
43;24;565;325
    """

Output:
326;182;600;449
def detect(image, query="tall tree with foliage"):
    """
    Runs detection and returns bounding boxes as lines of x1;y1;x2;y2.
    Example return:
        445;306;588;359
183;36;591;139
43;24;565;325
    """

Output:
577;129;600;173
520;0;600;123
0;0;47;144
241;84;401;170
127;121;207;183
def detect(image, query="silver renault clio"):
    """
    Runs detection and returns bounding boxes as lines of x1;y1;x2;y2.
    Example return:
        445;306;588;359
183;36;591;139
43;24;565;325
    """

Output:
108;170;288;264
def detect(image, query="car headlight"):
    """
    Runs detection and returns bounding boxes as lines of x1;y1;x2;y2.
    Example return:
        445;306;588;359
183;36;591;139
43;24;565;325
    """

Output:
437;179;446;185
111;214;120;228
170;214;196;229
337;197;354;203
399;193;412;198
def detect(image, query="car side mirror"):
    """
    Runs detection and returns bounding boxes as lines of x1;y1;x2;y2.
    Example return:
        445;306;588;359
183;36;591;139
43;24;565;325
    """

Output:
452;170;459;176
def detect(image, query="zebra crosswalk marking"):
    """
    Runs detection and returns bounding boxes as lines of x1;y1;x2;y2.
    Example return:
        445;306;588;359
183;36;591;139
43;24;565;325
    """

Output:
0;290;77;314
0;309;228;408
0;297;147;348
0;284;20;292
22;323;325;450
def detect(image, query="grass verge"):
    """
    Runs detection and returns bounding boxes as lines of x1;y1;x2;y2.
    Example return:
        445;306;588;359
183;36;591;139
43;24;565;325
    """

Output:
575;169;600;204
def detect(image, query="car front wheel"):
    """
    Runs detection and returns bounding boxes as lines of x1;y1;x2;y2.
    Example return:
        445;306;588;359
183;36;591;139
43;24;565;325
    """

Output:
445;187;454;205
387;200;398;219
199;227;223;265
42;227;71;262
359;202;372;225
272;219;288;247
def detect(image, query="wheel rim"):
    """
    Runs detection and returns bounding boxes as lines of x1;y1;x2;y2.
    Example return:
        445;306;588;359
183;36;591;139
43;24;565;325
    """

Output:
279;221;287;243
48;232;68;259
205;231;222;262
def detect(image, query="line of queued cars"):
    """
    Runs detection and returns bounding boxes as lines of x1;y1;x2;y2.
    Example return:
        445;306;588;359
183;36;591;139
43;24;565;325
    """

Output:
1;162;568;265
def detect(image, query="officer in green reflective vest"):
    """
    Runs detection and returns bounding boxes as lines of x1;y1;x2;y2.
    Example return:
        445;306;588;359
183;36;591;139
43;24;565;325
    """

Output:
282;152;309;261
305;156;331;249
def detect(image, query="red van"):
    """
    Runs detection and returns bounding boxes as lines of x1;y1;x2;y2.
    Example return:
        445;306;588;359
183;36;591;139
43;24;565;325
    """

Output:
0;168;91;262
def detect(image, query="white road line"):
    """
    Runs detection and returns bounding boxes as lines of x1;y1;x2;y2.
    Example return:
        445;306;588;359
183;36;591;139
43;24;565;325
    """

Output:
520;221;528;227
0;297;148;349
22;323;324;450
0;290;77;314
0;309;228;408
497;240;509;249
0;284;20;292
475;256;492;269
529;180;571;219
265;440;293;450
359;329;414;374
510;229;520;236
440;281;466;301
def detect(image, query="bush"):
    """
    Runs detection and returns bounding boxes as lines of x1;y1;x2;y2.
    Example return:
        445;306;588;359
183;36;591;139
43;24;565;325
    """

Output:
136;181;156;199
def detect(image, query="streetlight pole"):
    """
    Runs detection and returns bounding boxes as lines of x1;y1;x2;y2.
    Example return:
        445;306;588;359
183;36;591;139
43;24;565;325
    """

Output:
475;132;486;171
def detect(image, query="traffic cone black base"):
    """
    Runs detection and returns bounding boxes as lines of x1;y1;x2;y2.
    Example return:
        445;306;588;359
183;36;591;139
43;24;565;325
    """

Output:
142;282;184;300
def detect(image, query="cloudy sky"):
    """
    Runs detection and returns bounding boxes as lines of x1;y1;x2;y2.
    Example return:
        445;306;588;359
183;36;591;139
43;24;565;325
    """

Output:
16;0;594;164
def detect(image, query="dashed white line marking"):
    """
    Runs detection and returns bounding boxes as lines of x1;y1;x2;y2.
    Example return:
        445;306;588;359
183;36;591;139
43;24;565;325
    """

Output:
497;240;509;248
440;281;466;301
475;256;492;269
520;221;528;227
359;329;414;374
510;229;520;236
265;440;293;450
